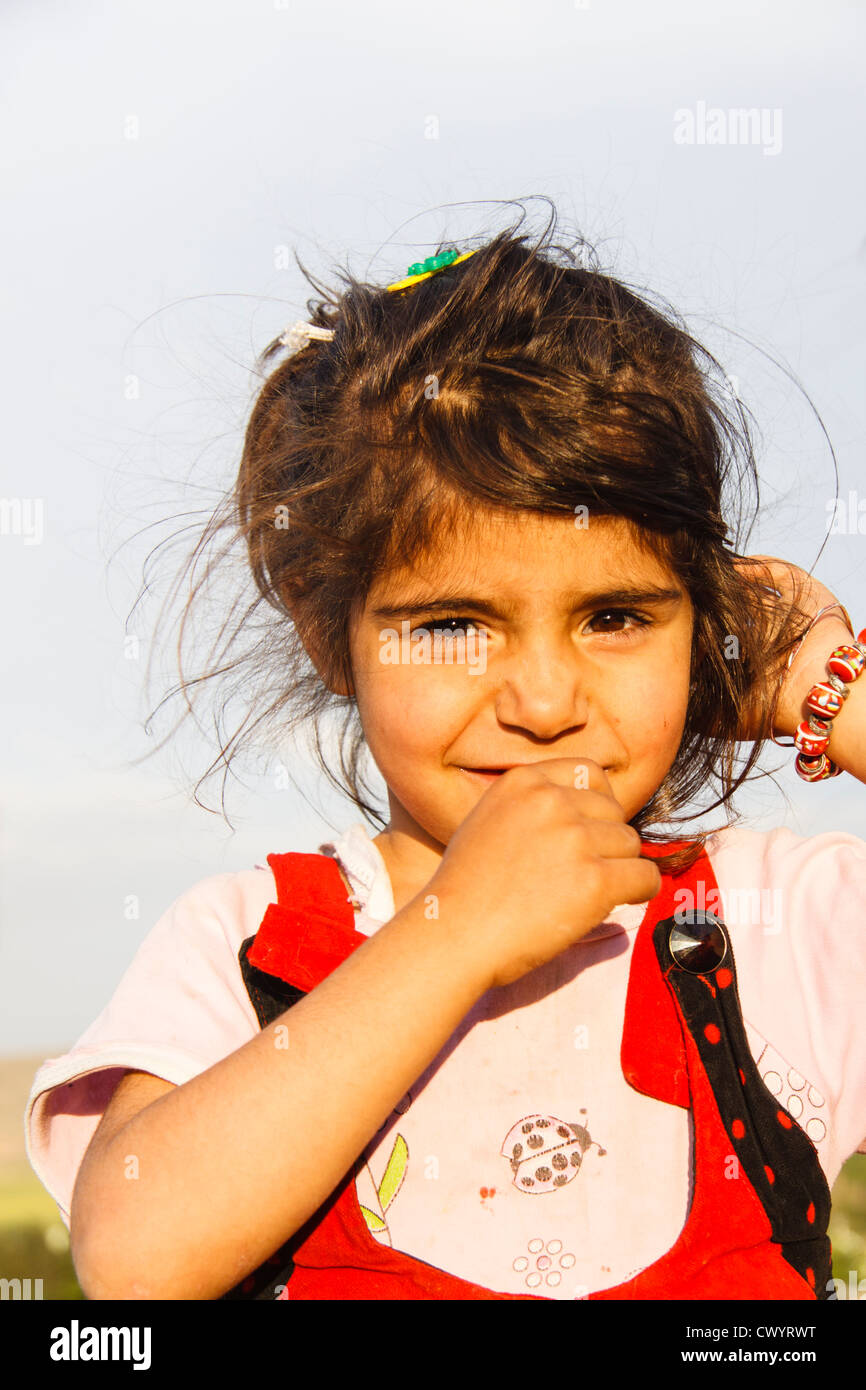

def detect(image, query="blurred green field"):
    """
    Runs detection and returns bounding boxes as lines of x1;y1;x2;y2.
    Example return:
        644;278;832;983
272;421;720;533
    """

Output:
3;1053;865;1300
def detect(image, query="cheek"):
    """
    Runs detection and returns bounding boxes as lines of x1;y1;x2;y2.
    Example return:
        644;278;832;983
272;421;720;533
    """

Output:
609;655;690;741
648;663;689;715
359;670;471;754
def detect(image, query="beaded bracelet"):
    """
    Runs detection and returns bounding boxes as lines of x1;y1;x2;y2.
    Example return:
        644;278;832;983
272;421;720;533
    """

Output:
768;603;866;780
792;629;866;780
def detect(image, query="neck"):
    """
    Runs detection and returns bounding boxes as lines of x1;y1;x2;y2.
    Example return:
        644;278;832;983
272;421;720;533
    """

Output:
372;825;446;917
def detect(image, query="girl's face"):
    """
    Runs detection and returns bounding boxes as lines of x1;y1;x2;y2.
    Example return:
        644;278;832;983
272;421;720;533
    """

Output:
345;507;695;906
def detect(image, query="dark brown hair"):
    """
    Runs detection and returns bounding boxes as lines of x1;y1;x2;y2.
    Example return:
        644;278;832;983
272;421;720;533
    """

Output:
146;205;817;876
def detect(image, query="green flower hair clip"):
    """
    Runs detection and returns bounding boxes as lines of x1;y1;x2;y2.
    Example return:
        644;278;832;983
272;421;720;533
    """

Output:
387;248;478;293
277;247;479;354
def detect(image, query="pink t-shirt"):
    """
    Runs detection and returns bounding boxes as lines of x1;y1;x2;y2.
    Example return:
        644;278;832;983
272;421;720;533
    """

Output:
24;821;866;1299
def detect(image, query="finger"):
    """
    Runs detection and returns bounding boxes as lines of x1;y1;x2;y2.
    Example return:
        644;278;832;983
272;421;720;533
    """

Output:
516;758;625;818
511;756;615;794
611;857;663;904
582;820;647;858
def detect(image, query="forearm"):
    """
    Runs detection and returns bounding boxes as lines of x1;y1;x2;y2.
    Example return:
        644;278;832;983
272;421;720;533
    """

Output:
71;891;487;1300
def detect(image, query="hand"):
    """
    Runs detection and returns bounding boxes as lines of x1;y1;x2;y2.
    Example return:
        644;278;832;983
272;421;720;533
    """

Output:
426;758;662;991
732;554;852;740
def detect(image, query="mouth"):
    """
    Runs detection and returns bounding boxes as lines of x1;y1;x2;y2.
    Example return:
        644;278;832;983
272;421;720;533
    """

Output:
458;762;612;784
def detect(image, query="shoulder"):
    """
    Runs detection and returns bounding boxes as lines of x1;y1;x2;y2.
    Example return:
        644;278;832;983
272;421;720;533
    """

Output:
139;863;280;956
701;823;866;1172
24;861;283;1226
699;821;866;942
703;820;866;889
700;820;866;985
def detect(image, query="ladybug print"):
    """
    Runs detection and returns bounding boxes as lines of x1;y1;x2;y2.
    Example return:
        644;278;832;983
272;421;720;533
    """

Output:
500;1109;606;1193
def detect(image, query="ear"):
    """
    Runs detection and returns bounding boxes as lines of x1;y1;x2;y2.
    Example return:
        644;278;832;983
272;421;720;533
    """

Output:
284;595;355;698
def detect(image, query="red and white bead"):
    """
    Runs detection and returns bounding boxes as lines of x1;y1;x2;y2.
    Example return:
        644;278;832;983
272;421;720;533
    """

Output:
795;752;843;781
804;682;846;720
827;644;866;683
794;716;833;757
793;628;866;781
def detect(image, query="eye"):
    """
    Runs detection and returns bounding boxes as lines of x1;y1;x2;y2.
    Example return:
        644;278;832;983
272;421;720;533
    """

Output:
585;609;652;641
411;617;485;637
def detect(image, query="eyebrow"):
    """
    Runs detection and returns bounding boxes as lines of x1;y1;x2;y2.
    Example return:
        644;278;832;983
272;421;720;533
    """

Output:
370;585;684;620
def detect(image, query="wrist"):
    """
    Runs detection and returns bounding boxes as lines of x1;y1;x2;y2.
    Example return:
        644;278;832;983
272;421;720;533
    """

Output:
772;618;855;739
387;883;495;1002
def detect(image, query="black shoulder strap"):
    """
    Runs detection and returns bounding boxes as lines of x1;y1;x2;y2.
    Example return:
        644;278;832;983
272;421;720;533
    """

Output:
238;934;308;1028
655;911;832;1298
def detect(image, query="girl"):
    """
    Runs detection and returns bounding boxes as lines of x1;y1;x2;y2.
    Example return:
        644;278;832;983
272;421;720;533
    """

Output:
25;218;866;1301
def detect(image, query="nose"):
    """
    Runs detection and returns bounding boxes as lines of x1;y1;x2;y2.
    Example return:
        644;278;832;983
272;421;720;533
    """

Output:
493;632;591;739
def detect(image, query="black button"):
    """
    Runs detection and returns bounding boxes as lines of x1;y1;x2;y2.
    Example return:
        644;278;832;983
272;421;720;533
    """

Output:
668;910;728;973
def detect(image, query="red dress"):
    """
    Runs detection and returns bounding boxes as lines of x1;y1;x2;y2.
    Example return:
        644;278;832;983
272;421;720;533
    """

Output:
223;837;832;1301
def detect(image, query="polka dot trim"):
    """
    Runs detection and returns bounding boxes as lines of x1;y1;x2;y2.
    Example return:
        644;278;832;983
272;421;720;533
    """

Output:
653;909;832;1303
756;1050;827;1148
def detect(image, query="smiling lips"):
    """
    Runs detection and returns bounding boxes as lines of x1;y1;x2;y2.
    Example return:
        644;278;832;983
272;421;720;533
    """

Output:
459;766;509;782
459;762;610;779
460;764;542;782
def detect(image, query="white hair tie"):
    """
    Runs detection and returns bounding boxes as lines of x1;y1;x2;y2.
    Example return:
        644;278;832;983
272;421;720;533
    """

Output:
278;321;336;354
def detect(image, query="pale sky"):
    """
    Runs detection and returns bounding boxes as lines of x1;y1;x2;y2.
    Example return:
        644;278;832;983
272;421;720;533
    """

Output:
2;0;864;1053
